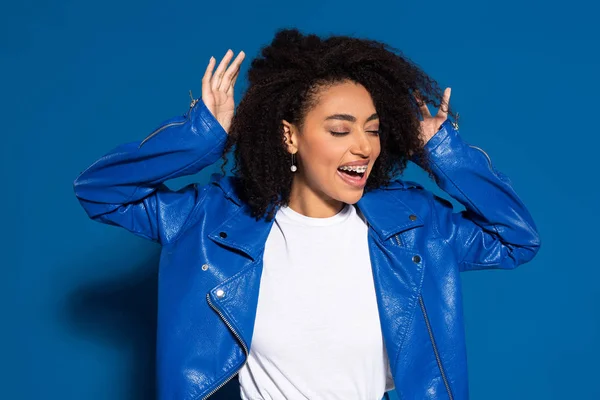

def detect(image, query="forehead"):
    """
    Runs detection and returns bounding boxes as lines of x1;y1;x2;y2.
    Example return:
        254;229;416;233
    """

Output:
310;81;376;117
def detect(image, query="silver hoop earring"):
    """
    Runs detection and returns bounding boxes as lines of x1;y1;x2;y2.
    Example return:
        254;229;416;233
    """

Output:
290;152;297;172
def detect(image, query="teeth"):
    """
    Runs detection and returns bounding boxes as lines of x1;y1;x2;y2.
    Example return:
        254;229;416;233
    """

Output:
339;165;367;173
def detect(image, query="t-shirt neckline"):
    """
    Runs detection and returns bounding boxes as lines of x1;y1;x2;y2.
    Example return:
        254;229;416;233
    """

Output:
277;203;352;227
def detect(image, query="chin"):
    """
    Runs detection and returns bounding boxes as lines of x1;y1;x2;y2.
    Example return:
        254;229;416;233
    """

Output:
336;189;365;205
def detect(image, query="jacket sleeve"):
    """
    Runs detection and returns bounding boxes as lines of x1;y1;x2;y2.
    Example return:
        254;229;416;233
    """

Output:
414;119;541;272
73;99;227;244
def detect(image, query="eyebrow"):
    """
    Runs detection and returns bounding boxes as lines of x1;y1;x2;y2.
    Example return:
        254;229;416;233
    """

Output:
324;113;379;122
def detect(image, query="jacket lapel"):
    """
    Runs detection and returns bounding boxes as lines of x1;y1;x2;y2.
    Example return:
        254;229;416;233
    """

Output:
357;185;427;376
206;175;275;351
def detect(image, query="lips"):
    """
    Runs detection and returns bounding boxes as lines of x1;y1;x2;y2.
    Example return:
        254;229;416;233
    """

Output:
337;169;367;188
337;163;369;188
339;160;369;167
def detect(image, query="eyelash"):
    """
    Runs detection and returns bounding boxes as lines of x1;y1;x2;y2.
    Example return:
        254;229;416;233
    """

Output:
330;130;380;137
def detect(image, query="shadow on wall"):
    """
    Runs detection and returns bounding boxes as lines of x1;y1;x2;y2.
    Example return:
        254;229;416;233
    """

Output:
62;249;241;399
64;251;160;400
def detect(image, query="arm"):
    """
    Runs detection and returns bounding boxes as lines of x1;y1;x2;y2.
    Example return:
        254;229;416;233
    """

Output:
73;50;245;244
416;119;541;271
73;100;226;244
412;88;540;271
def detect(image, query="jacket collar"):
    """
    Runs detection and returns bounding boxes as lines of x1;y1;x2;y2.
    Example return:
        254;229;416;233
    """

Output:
208;206;274;261
208;174;425;259
208;174;273;261
356;181;424;241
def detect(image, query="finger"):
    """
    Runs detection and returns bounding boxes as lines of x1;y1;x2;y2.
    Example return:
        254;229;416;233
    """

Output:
227;68;240;96
212;49;234;91
219;51;245;92
413;91;431;118
202;56;216;99
437;87;451;117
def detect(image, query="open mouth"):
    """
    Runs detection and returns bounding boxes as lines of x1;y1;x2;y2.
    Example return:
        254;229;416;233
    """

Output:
337;165;367;179
337;164;368;187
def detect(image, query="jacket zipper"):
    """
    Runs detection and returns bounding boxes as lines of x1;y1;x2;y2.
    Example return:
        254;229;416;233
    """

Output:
138;91;199;148
468;145;493;168
202;293;248;400
394;234;402;247
138;119;188;148
394;234;453;400
418;296;453;400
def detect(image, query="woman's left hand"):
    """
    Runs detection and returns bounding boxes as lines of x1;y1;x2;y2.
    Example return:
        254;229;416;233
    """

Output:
417;87;451;145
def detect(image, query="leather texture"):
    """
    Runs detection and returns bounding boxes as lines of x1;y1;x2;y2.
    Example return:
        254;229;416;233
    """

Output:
73;100;541;400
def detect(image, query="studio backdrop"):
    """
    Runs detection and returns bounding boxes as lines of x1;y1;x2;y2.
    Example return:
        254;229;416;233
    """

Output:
3;0;599;399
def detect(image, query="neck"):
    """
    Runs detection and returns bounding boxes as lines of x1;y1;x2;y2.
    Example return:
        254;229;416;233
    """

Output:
288;176;344;218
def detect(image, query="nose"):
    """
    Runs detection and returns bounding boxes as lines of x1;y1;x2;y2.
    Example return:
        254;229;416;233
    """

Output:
350;131;373;157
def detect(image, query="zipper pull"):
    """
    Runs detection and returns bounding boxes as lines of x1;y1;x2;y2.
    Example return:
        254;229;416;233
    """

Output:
451;112;459;131
189;89;199;109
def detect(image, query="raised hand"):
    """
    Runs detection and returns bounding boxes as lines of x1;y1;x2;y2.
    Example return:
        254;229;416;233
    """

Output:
202;49;245;134
416;87;452;145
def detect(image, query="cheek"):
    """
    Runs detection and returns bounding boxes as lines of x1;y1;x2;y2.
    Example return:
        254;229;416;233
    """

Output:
304;138;346;168
372;137;382;159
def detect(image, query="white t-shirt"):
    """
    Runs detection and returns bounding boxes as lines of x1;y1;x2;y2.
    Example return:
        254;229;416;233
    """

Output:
238;203;394;400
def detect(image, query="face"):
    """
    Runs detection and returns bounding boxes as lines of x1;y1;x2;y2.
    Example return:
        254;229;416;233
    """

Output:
283;81;381;209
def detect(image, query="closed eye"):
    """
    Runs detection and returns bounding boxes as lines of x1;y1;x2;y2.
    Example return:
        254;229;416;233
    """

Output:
330;130;379;137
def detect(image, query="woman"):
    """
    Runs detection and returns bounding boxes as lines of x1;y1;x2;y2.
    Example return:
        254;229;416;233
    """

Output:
73;29;541;400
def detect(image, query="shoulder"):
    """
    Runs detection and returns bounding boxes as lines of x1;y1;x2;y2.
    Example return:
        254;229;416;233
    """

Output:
376;178;425;192
205;173;243;205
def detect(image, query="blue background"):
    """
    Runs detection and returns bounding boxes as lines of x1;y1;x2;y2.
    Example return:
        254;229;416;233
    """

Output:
3;0;598;399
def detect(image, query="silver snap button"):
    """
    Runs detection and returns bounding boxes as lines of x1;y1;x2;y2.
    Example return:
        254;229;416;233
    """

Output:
215;289;225;298
412;255;421;263
201;264;209;271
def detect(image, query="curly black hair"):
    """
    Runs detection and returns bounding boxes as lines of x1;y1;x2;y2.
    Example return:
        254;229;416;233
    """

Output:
222;28;455;220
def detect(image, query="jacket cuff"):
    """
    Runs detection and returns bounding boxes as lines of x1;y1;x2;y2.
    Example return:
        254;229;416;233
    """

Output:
191;99;228;143
411;119;456;168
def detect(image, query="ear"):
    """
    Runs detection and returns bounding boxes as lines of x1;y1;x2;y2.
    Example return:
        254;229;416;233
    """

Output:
282;120;299;154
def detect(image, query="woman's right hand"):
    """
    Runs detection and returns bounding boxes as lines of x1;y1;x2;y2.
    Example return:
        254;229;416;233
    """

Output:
202;49;245;134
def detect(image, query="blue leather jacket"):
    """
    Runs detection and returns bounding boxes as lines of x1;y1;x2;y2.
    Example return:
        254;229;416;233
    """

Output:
73;99;541;400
